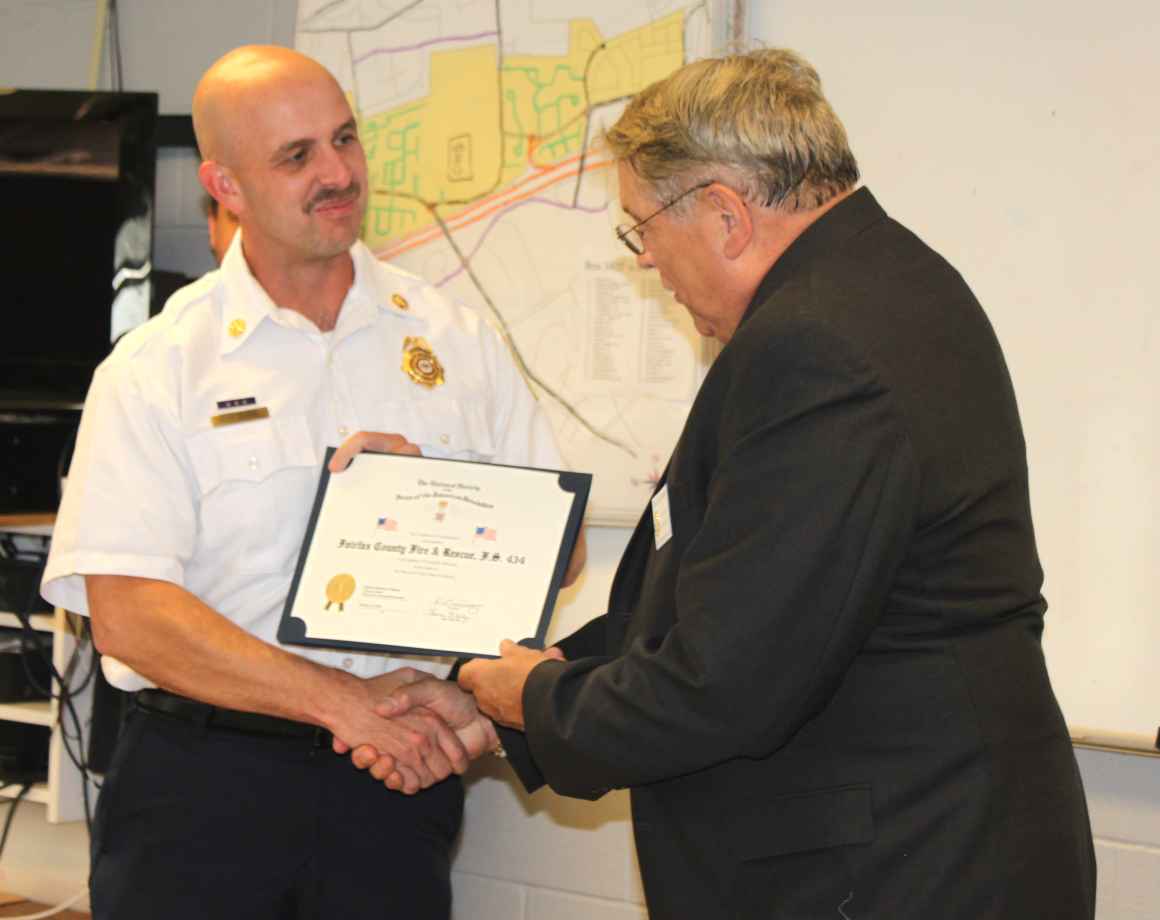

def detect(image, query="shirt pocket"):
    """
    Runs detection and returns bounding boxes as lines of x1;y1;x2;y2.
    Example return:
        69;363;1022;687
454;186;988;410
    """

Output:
379;398;496;462
185;414;319;574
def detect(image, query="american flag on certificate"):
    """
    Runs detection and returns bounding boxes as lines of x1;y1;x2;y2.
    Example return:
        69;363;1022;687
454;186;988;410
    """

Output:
474;526;497;541
377;516;398;531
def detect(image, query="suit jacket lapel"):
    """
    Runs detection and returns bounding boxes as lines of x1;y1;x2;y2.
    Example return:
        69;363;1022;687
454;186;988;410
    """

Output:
604;460;674;652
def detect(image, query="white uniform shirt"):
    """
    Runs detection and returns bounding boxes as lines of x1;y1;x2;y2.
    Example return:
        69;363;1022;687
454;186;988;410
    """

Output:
42;235;562;690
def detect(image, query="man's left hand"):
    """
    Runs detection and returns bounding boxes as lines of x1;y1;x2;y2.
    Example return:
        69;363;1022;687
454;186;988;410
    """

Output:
328;430;420;473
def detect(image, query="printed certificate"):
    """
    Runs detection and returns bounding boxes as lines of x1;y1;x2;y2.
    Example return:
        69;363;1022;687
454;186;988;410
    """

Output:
278;450;590;659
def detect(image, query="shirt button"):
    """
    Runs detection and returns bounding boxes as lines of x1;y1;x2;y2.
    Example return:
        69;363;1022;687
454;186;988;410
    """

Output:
248;456;259;470
440;434;450;445
338;425;349;437
342;657;354;670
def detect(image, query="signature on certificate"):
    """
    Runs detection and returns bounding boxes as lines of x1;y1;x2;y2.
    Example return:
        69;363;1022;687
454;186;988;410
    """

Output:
429;597;484;624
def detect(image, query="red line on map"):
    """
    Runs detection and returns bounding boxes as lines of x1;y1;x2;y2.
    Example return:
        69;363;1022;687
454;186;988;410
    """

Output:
379;146;590;245
375;156;613;260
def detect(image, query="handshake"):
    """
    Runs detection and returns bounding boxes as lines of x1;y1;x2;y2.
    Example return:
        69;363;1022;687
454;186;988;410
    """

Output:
331;640;563;794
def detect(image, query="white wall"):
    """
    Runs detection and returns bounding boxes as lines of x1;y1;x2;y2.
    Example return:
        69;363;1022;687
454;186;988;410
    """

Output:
451;526;646;919
3;3;1157;918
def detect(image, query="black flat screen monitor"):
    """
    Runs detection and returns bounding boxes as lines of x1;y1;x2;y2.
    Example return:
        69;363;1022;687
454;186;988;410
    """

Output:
0;89;158;407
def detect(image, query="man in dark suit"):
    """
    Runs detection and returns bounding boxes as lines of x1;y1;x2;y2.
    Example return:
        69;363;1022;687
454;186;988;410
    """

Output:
366;48;1097;919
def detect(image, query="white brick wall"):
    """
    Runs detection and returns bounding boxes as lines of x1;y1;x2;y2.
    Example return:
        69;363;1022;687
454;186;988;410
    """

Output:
1096;841;1160;920
1076;747;1160;920
444;528;649;919
154;147;217;279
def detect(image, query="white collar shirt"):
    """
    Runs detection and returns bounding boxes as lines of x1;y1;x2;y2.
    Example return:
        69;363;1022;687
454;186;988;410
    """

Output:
42;235;562;690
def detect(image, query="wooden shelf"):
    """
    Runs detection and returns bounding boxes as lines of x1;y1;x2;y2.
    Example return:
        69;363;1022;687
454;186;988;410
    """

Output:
0;612;54;632
0;607;96;821
0;782;49;806
0;514;55;528
0;700;53;727
0;522;96;823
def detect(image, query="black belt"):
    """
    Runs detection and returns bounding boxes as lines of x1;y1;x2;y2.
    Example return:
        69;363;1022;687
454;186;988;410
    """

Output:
134;688;331;744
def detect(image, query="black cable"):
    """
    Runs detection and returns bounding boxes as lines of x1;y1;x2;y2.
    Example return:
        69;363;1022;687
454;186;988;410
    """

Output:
105;4;115;90
0;783;32;862
15;622;76;702
23;626;98;826
0;467;99;842
45;423;96;702
113;0;122;91
19;629;53;696
21;614;98;703
63;618;98;697
108;0;124;92
12;576;81;704
10;561;97;831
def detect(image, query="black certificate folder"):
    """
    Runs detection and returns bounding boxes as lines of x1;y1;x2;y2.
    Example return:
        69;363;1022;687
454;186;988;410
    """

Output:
278;449;591;660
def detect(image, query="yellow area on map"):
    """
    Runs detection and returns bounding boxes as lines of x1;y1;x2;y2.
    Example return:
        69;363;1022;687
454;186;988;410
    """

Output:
359;12;684;251
505;12;685;169
425;45;503;201
360;45;501;244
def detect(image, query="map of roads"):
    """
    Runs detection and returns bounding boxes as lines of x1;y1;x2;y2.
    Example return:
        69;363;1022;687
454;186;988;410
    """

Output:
296;0;735;522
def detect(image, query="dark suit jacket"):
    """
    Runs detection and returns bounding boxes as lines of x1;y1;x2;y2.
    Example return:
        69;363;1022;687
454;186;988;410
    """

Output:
503;189;1095;919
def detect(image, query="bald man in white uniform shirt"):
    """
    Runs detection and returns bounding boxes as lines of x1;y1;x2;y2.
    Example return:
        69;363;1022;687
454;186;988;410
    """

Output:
41;45;574;920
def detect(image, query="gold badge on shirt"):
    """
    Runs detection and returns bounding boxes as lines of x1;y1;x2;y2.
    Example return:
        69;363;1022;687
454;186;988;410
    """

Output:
402;336;445;388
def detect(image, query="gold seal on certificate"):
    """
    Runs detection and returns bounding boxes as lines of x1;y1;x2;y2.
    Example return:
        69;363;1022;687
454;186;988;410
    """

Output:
278;451;590;659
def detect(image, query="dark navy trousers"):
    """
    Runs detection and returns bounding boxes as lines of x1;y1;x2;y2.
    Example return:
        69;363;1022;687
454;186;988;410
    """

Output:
90;703;463;919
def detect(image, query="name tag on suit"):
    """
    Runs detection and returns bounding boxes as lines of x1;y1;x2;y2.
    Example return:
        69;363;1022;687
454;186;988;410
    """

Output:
651;484;673;550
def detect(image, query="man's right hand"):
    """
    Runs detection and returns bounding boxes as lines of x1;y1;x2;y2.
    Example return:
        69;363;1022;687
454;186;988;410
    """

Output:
328;669;472;795
84;577;467;794
341;678;501;790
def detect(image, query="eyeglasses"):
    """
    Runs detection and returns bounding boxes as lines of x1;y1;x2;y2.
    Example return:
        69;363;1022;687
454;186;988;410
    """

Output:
615;180;714;255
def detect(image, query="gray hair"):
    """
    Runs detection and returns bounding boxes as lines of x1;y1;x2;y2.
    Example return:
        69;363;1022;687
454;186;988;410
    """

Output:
605;48;859;213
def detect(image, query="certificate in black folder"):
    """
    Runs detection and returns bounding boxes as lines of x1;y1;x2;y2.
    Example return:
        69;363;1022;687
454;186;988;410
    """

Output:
278;450;590;659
